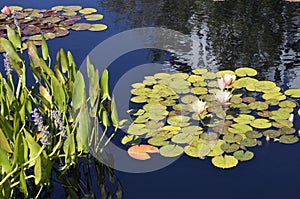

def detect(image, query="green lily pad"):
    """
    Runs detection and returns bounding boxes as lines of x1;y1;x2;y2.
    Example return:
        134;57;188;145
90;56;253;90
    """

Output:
284;88;300;98
127;124;148;136
51;6;64;11
279;127;296;135
272;120;293;128
246;131;263;139
255;81;276;91
233;150;254;161
63;5;82;11
192;68;208;75
171;133;194;144
181;95;199;104
233;114;255;124
89;24;108;31
235;67;257;77
265;98;280;106
262;92;286;101
62;11;78;16
160;144;184;157
211;155;238;169
232;77;258;89
263;130;281;138
184;143;211;158
279;135;299;144
228;124;253;134
79;8;98;14
220;143;240;153
167;115;190;127
202;72;217;80
121;135;141;146
190;87;208;95
9;6;23;11
207;140;226;157
130;96;147;103
181;126;202;135
279;100;297;108
270;110;290;120
250;119;272;129
148;137;169;146
240;138;257;147
248;101;268;111
223;133;243;143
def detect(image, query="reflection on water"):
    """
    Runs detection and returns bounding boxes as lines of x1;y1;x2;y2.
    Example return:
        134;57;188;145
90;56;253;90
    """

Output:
99;0;300;86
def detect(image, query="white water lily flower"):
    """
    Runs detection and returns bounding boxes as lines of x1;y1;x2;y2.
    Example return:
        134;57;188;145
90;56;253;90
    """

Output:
214;90;232;104
217;78;226;90
191;99;208;114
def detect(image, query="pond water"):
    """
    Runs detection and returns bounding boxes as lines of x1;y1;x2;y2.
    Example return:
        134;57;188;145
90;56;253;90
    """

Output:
1;0;300;198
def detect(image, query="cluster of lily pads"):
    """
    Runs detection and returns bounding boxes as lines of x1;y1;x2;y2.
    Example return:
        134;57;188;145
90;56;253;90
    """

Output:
121;67;300;169
0;5;107;52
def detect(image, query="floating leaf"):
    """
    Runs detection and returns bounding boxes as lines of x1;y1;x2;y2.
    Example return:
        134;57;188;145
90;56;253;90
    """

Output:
171;133;194;144
228;124;253;134
148;137;169;146
121;135;141;146
279;135;299;144
211;155;238;169
233;114;255;124
235;67;257;77
220;143;240;153
284;88;300;98
85;14;104;21
246;131;263;139
240;138;257;147
127;124;148;136
160;144;184;157
128;145;159;160
71;23;92;31
263;130;281;138
89;24;108;31
233;150;254;161
248;101;268;111
250;119;272;129
79;8;98;14
184;143;211;158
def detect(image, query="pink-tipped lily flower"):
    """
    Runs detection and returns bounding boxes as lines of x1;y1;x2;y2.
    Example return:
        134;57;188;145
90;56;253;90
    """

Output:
191;99;208;114
222;74;236;86
1;6;11;16
214;90;232;105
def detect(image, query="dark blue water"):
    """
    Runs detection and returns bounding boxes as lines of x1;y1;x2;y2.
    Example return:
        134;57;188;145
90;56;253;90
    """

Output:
1;0;300;198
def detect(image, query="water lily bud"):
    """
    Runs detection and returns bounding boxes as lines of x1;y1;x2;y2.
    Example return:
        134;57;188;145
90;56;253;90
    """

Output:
1;6;11;16
223;74;236;86
288;114;294;123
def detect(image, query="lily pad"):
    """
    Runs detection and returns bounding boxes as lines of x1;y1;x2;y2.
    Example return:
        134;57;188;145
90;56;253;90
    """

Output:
245;131;263;139
171;133;194;144
248;101;268;111
263;130;281;138
160;144;184;158
84;14;104;21
279;100;297;108
279;135;299;144
121;135;141;146
228;124;253;134
235;67;257;77
220;143;240;153
233;150;254;161
88;24;108;31
167;115;190;127
127;124;148;136
184;143;211;158
250;119;272;129
223;133;243;143
192;68;208;75
242;97;256;103
128;144;159;160
79;8;98;15
233;114;255;124
211;155;238;169
148;137;169;146
240;138;257;147
71;23;92;31
284;88;300;98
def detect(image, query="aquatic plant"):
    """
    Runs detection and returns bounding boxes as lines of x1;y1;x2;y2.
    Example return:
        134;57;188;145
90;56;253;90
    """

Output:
0;5;108;53
0;24;120;198
122;67;300;169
